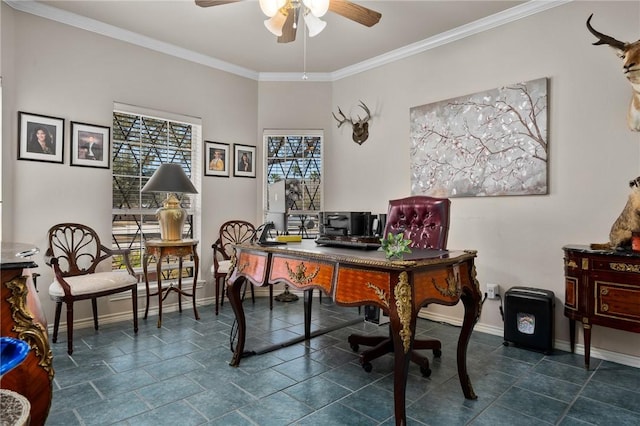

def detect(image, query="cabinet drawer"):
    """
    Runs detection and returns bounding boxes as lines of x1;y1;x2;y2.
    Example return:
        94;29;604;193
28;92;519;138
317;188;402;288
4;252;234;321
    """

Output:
591;258;640;274
594;280;640;326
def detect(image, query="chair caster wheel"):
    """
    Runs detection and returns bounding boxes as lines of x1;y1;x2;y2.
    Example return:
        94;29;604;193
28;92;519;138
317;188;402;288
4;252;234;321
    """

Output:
362;362;373;373
433;348;442;358
420;366;432;377
350;343;359;352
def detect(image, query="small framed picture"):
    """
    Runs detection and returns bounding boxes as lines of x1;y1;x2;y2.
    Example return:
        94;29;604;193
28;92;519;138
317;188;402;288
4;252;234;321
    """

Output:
234;144;256;178
205;141;230;177
70;122;111;169
18;111;65;164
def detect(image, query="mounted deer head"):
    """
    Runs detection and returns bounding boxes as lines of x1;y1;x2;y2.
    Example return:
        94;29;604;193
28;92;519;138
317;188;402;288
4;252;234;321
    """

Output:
586;14;640;132
332;101;371;144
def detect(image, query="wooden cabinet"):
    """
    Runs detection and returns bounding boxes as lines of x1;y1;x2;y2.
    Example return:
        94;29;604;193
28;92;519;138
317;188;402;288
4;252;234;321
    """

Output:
563;245;640;369
1;243;54;425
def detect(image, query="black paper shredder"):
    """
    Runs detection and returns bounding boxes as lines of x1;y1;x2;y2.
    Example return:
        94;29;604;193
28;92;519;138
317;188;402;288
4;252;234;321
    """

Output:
503;286;555;354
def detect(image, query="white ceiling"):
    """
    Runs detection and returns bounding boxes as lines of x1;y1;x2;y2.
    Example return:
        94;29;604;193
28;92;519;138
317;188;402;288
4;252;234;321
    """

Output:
8;1;566;80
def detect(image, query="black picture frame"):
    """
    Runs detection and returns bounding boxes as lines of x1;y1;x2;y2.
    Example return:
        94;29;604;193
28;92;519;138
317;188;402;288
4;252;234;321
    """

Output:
205;141;230;177
18;111;65;164
70;121;111;169
233;144;256;178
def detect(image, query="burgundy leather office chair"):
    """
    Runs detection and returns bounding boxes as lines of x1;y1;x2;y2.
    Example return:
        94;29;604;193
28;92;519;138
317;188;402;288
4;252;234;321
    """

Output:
348;195;451;376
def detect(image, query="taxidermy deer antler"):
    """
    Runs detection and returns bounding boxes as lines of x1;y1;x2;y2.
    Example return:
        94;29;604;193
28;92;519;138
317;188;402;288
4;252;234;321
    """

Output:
586;14;640;132
332;101;372;144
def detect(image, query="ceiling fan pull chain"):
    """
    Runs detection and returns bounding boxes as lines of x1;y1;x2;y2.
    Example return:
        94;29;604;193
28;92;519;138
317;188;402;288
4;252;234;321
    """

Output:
302;22;308;80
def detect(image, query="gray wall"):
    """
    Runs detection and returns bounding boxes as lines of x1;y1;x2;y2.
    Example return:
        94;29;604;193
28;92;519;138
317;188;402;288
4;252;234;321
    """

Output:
2;1;639;363
326;1;640;360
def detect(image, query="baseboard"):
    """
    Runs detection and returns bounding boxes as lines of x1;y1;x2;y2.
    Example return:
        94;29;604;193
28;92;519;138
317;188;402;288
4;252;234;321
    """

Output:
53;295;639;369
418;310;640;368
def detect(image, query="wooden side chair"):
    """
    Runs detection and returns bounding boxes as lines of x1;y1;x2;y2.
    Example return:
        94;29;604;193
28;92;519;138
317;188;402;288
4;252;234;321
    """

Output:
46;223;138;355
211;220;273;315
347;195;451;376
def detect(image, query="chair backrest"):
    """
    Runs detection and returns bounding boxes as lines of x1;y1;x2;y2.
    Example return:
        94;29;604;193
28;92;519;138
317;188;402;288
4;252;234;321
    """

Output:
383;196;451;250
216;220;256;259
47;223;108;277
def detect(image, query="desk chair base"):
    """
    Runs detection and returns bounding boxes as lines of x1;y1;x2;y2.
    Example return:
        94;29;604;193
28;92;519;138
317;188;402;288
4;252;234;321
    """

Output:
348;331;441;377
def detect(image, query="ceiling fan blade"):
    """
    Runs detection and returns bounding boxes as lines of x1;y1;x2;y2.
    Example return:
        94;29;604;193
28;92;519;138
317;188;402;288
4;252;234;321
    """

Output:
195;0;240;8
329;0;381;27
277;10;298;43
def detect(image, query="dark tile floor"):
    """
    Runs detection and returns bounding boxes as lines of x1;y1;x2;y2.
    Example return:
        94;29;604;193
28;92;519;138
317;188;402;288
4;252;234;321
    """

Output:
46;297;640;425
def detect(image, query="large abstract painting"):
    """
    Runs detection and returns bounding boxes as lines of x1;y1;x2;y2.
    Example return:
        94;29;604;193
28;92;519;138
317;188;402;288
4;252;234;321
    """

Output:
410;78;548;197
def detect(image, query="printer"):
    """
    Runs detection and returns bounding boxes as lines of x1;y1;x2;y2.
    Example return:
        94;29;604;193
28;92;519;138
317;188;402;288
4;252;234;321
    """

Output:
319;211;371;237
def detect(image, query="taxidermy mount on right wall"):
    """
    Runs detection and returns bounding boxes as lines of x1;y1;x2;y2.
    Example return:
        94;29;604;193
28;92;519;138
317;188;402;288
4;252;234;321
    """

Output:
586;14;640;132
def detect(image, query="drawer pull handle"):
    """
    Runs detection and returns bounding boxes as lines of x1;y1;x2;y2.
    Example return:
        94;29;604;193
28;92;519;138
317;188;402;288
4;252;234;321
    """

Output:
600;287;609;296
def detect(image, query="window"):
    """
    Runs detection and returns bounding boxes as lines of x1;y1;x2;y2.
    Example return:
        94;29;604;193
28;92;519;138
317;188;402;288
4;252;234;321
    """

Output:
111;105;201;276
264;130;323;237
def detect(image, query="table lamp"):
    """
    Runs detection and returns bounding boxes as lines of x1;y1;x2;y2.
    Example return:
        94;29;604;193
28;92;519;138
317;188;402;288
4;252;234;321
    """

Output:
141;163;198;241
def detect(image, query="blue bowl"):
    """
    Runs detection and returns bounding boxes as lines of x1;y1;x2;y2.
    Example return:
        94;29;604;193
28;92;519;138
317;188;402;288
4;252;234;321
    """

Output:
0;337;30;376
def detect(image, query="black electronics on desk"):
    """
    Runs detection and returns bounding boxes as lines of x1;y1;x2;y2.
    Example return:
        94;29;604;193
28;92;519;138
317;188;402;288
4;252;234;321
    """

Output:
316;211;386;250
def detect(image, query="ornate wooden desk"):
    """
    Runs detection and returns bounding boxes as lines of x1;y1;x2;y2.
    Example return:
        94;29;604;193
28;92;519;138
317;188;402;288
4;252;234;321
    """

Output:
1;243;54;426
227;241;482;425
143;239;200;328
563;245;640;369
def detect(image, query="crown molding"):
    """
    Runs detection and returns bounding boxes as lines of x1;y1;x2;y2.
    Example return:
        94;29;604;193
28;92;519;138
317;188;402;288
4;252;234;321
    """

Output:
3;0;259;80
5;0;571;83
330;0;572;81
258;72;333;82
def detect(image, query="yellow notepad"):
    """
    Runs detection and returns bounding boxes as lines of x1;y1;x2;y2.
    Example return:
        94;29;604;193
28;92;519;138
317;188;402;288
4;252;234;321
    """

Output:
276;235;302;242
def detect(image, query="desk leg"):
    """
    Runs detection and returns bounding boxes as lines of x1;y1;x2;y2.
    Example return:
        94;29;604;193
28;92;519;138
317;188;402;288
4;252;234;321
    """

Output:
143;253;151;320
192;249;200;320
389;274;413;426
156;257;163;328
178;257;183;313
228;275;247;367
457;267;481;400
304;289;313;339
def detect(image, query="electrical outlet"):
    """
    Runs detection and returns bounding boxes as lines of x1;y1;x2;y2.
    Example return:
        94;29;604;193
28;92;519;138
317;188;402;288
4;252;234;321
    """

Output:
486;283;500;299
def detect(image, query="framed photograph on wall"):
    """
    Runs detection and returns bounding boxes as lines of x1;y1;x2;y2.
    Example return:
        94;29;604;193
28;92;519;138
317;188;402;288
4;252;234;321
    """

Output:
205;141;230;177
234;144;256;178
70;121;111;169
18;111;65;164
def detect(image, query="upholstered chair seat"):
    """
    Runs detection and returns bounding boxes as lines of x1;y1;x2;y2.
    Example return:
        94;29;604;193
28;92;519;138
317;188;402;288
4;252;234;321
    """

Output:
49;271;137;298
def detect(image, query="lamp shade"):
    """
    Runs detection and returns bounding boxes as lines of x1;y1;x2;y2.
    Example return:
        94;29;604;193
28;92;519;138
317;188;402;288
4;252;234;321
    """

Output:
264;12;287;37
141;163;198;194
259;0;287;17
303;12;326;37
303;0;330;17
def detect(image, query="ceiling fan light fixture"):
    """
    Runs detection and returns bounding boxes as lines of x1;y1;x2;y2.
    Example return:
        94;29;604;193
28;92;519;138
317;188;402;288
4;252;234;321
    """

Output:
259;0;287;18
264;12;287;37
303;12;326;37
302;0;329;17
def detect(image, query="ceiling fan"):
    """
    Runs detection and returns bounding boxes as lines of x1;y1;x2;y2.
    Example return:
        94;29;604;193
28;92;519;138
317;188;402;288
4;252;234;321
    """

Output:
195;0;382;43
